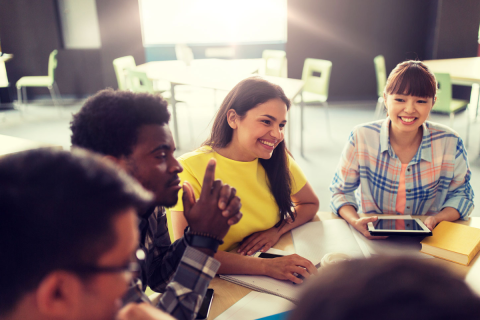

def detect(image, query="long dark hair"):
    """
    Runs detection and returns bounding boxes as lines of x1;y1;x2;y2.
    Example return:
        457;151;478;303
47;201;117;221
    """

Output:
203;77;295;227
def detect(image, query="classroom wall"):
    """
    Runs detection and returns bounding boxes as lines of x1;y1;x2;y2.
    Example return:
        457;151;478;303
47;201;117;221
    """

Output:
0;0;145;98
96;0;145;90
286;0;480;101
1;0;479;101
0;0;104;98
286;0;434;101
433;0;480;60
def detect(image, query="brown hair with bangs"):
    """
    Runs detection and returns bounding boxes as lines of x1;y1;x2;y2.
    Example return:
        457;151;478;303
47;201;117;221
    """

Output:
384;60;437;99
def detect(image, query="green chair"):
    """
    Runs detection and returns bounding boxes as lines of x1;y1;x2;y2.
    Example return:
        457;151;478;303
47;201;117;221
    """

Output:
374;55;387;118
114;55;172;94
16;49;60;106
432;73;468;128
297;58;332;156
262;49;287;77
126;69;154;93
113;55;136;90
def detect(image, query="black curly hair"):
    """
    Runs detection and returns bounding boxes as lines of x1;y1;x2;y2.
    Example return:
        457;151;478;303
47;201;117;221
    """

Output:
71;89;170;157
0;148;152;315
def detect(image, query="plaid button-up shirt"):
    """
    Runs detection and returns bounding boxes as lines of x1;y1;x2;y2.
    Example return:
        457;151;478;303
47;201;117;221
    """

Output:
123;206;220;320
330;118;474;219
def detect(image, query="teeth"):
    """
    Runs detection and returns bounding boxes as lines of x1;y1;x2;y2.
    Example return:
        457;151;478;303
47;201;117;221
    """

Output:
401;117;415;122
259;139;275;147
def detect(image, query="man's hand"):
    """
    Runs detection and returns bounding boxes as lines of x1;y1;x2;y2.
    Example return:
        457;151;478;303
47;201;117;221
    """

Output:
237;227;282;256
351;216;388;240
183;159;242;240
117;303;175;320
261;254;318;284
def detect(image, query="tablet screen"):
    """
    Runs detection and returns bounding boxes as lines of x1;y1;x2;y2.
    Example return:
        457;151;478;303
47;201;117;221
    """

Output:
372;219;424;231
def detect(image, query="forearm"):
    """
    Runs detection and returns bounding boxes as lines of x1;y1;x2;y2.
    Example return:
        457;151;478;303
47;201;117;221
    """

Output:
338;205;360;225
278;202;318;234
215;250;266;275
434;207;461;223
146;238;187;292
157;246;220;320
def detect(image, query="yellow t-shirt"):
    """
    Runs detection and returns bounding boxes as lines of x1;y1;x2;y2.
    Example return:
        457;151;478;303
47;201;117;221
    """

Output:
171;146;307;251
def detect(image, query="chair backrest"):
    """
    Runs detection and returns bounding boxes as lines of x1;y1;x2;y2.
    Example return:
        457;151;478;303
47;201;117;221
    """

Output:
301;58;332;98
175;44;194;66
113;56;136;90
48;50;58;81
262;49;287;77
374;55;386;98
126;69;154;93
432;73;452;113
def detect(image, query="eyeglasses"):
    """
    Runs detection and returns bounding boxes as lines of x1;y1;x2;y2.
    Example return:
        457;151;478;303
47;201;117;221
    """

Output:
68;261;140;275
67;249;145;281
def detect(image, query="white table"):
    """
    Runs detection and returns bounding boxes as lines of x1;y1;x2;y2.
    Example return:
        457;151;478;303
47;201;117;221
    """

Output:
135;59;303;149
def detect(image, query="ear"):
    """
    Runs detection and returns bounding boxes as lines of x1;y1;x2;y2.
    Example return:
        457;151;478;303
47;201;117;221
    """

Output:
36;271;83;318
226;109;238;129
432;96;437;107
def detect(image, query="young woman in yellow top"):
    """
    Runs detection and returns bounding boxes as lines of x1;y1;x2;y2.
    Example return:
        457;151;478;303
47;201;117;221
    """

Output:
171;77;320;283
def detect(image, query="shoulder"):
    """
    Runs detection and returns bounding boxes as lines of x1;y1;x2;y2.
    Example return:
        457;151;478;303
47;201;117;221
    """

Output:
345;119;384;146
352;119;384;135
425;121;460;140
177;146;214;164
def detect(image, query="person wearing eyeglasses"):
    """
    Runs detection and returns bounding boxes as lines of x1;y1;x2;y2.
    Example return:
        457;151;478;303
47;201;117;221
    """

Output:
0;148;177;320
70;89;242;319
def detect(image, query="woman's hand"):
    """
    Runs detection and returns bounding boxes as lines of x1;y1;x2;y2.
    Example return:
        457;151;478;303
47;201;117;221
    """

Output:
237;227;283;255
351;216;388;240
260;254;317;284
424;216;438;231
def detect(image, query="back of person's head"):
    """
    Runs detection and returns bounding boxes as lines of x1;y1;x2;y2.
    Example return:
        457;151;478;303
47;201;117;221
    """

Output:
70;89;170;158
204;77;295;227
290;257;480;320
0;148;152;316
385;60;437;99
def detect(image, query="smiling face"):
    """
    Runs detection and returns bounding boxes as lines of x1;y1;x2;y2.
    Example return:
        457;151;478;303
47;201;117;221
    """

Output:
227;98;287;161
385;93;435;136
118;124;183;208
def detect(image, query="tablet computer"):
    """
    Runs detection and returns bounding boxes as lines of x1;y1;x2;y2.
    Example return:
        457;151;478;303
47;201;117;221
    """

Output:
367;216;432;236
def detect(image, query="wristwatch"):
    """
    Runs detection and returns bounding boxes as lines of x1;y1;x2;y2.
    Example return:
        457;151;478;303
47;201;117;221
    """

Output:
184;227;223;253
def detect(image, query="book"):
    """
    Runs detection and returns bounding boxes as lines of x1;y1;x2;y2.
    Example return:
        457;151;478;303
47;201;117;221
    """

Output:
256;311;292;320
420;221;480;266
218;271;304;302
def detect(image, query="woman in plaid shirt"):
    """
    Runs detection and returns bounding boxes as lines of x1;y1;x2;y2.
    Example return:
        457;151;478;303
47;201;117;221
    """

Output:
330;61;474;239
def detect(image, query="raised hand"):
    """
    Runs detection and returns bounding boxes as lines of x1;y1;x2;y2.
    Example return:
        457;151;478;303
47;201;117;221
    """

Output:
352;216;388;240
182;159;242;241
